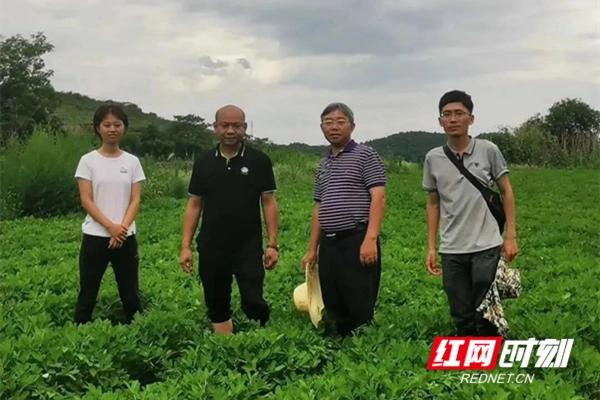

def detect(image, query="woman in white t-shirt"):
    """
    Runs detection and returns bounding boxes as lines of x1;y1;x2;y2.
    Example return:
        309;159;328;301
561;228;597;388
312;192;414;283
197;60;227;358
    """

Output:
73;104;146;325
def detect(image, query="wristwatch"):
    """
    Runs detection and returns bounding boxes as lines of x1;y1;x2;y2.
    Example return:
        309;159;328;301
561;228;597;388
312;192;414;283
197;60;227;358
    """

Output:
267;244;279;251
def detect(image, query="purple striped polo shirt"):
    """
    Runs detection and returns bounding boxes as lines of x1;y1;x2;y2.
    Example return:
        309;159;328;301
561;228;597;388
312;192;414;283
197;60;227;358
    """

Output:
313;140;386;233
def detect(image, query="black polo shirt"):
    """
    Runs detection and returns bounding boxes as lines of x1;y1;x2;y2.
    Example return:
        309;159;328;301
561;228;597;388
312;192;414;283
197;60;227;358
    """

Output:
188;142;276;245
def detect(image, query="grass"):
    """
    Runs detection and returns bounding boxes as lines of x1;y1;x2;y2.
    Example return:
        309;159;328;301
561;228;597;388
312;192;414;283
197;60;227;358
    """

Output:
1;166;599;399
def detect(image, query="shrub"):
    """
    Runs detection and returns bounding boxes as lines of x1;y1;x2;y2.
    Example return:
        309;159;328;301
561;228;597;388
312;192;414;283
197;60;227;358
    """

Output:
0;128;94;220
383;158;413;174
0;131;196;220
585;146;600;170
141;159;190;201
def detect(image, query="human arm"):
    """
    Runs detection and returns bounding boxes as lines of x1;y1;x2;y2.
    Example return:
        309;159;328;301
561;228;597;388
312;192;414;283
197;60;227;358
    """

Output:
426;191;440;252
307;202;321;253
425;191;441;275
77;179;125;238
301;165;323;269
362;149;387;241
75;157;126;241
121;160;146;231
489;144;518;262
261;192;278;248
259;155;278;248
261;192;278;269
259;155;279;269
301;202;321;269
497;175;516;239
179;157;206;273
108;181;142;248
121;182;142;230
422;155;441;275
359;186;386;266
179;195;202;273
181;195;202;251
497;175;518;261
360;149;387;265
365;186;385;241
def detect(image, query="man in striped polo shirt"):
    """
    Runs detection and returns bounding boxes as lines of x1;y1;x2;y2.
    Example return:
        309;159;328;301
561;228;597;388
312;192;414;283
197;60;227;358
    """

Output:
302;102;387;336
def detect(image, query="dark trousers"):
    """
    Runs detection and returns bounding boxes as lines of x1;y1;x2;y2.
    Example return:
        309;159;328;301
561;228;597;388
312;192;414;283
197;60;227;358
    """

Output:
74;234;142;324
318;226;382;336
440;246;501;336
197;235;269;325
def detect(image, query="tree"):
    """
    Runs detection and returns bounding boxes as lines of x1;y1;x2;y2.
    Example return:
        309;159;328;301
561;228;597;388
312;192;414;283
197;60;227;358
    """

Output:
138;123;173;158
169;114;214;159
521;113;546;131
544;98;600;157
512;123;566;167
0;32;62;144
172;114;209;128
478;128;519;164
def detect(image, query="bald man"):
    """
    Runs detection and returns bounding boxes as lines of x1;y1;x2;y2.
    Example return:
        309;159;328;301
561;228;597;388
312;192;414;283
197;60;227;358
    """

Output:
179;105;279;335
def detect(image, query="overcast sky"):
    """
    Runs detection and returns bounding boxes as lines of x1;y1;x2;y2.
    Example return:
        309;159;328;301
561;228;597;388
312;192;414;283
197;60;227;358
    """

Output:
4;0;599;145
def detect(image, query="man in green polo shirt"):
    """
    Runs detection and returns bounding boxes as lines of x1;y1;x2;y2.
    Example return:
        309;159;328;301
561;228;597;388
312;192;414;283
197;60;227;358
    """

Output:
422;90;519;336
179;105;279;335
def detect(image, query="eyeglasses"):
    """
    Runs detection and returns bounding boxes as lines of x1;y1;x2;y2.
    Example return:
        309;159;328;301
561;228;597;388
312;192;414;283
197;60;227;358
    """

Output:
440;110;470;119
321;119;351;128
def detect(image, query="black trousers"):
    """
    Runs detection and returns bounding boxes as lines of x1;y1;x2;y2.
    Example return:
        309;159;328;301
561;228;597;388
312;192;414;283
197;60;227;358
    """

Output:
196;235;269;325
318;225;382;336
74;234;142;324
440;246;501;336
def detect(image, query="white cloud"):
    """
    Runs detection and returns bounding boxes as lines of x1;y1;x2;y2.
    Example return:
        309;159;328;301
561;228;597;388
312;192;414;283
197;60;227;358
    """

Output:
2;0;598;145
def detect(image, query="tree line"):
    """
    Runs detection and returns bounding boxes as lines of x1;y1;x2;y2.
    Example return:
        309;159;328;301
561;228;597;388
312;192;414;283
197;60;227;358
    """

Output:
2;32;599;168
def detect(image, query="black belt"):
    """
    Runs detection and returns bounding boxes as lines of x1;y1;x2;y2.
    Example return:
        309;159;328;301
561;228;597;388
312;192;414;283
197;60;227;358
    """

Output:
322;223;367;240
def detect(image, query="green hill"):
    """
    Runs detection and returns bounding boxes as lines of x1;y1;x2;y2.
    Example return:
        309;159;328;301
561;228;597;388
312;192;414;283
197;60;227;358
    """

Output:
54;91;448;162
55;91;175;132
364;131;447;163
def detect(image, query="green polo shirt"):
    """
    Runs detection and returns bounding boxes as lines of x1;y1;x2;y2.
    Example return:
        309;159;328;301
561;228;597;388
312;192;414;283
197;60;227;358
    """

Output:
422;137;509;254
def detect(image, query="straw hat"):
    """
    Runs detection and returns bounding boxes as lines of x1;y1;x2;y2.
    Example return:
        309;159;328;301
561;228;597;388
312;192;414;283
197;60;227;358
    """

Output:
293;263;325;327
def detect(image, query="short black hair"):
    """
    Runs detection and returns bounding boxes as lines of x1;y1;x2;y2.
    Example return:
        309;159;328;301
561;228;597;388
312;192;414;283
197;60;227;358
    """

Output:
438;90;474;114
92;104;129;139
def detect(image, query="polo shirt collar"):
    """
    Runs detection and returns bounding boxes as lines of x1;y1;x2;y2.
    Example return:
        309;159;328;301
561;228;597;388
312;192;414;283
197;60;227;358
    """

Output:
446;135;475;156
327;139;357;157
215;141;246;158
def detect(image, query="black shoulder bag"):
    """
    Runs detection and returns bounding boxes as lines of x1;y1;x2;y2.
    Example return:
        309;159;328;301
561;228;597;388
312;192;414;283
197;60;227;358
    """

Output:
443;144;506;235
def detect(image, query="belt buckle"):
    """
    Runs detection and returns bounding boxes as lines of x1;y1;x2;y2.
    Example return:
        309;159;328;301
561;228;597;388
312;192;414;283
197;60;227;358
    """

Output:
325;232;336;238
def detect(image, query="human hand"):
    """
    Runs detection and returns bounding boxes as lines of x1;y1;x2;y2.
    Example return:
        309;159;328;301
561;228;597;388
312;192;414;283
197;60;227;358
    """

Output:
108;236;123;249
359;238;378;266
425;249;441;276
301;249;317;270
264;247;278;270
502;238;519;263
109;224;128;242
179;247;193;273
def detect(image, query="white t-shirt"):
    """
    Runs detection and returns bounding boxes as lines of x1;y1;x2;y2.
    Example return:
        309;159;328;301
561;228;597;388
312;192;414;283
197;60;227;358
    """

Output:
74;150;146;237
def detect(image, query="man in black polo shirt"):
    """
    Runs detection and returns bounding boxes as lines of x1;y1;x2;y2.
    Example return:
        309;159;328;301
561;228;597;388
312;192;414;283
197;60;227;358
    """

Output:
301;102;387;336
179;105;279;335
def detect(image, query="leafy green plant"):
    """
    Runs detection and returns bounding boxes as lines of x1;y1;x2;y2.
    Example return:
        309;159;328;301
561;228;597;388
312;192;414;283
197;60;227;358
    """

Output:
1;163;599;399
141;159;190;201
0;127;94;219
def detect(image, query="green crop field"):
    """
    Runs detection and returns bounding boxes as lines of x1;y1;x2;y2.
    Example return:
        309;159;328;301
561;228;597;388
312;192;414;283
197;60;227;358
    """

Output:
1;164;599;399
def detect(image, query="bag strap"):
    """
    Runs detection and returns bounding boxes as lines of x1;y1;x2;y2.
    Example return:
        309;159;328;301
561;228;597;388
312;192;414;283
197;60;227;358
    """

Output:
442;144;487;194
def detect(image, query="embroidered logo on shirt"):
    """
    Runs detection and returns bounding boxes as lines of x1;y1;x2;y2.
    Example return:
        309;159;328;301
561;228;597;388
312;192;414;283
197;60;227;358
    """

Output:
241;166;249;175
120;167;128;174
